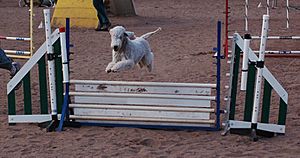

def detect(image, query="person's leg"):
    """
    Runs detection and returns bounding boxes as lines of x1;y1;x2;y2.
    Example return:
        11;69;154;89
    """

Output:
0;48;13;71
0;48;22;89
93;0;110;31
98;0;110;25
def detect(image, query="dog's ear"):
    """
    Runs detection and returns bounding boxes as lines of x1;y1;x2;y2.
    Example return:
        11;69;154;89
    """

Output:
124;32;128;37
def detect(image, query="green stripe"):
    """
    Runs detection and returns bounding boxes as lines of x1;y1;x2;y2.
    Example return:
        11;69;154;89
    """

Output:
8;91;16;115
53;40;64;113
23;73;32;114
261;80;272;123
229;44;241;120
278;98;287;125
38;55;49;114
243;62;256;121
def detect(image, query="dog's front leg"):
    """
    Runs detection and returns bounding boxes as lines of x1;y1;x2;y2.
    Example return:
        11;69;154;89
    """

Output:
111;60;135;72
106;50;122;73
105;62;116;73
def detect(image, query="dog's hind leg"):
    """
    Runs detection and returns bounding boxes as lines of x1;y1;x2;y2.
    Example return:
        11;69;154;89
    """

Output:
111;60;135;72
138;56;147;69
144;52;154;72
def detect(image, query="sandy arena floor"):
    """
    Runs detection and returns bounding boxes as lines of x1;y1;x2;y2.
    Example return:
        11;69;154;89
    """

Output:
0;0;300;157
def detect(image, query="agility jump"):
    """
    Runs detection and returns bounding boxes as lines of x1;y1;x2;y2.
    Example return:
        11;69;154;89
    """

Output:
7;9;222;132
57;21;223;131
223;15;288;141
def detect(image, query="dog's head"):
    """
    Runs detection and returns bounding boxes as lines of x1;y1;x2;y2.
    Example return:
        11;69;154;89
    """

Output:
109;26;129;51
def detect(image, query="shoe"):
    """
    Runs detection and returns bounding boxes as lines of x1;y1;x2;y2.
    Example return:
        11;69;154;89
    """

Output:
10;62;22;90
95;22;112;31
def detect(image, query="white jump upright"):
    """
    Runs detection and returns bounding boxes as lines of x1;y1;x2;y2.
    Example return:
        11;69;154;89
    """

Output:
245;0;249;31
240;34;251;91
44;9;58;119
286;0;290;28
251;14;269;141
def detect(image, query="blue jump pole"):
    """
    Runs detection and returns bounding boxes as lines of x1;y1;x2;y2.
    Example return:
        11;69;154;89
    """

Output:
57;18;71;132
215;21;222;130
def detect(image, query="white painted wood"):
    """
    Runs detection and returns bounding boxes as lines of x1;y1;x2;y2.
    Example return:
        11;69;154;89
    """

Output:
229;120;251;129
252;15;269;125
245;0;249;31
70;80;216;88
71;92;213;107
74;84;212;95
228;35;300;40
8;115;52;123
234;33;288;104
71;92;215;100
229;120;285;133
72;120;213;128
7;29;60;94
69;104;215;113
0;36;31;41
241;35;251;91
59;30;69;84
70;80;217;127
44;9;57;115
73;108;210;120
287;0;289;28
257;122;285;133
4;50;31;55
253;50;300;54
69;115;215;124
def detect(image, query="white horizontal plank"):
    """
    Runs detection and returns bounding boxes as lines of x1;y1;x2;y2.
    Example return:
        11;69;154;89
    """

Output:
70;80;217;88
228;35;300;40
70;92;216;100
75;120;213;128
4;50;31;55
229;120;251;129
73;94;213;107
257;122;285;133
8;114;52;123
73;108;210;120
69;115;215;124
69;104;215;113
75;84;212;95
229;120;285;133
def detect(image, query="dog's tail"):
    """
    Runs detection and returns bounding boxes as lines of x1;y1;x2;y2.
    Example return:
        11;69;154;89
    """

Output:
140;27;162;40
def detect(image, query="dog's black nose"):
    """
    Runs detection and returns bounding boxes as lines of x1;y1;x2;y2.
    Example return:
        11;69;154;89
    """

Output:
113;46;119;51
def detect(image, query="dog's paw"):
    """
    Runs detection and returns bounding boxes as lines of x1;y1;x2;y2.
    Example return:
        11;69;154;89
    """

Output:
105;69;112;73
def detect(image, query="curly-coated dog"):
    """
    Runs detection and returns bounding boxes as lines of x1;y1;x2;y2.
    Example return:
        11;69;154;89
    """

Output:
105;26;161;73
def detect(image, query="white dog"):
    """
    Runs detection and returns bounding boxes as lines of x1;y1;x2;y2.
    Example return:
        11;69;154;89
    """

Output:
105;26;161;73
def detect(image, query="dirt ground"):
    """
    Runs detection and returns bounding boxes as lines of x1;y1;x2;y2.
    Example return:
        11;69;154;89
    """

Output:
0;0;300;157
